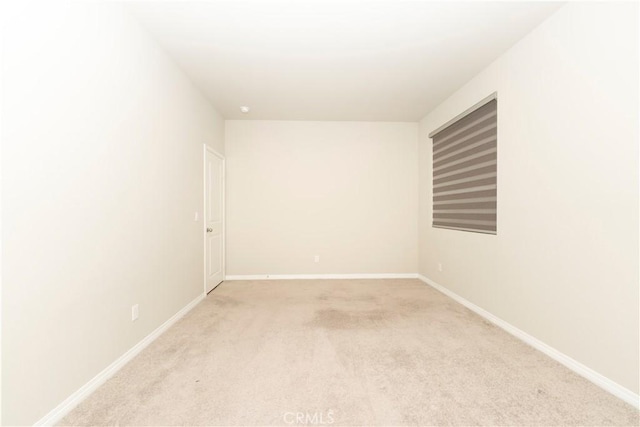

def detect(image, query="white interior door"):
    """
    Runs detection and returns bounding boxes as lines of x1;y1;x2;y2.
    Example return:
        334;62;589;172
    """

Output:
205;148;224;293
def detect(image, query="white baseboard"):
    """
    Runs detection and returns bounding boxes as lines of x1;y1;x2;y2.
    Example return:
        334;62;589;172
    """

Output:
34;293;205;426
224;273;419;281
417;274;640;409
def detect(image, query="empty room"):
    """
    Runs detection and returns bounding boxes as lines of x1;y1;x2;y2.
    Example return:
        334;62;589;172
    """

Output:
1;0;638;426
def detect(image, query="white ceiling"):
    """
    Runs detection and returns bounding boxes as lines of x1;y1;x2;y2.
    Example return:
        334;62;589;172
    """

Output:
128;1;562;121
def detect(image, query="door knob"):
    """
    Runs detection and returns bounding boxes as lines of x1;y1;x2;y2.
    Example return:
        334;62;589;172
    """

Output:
206;228;213;233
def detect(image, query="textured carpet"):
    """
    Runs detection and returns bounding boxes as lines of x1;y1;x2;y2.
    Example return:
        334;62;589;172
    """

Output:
60;279;639;426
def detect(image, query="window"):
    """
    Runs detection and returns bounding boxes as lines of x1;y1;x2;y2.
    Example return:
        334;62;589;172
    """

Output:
429;94;497;234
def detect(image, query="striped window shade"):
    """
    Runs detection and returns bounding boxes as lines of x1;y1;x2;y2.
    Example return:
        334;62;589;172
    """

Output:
430;95;497;234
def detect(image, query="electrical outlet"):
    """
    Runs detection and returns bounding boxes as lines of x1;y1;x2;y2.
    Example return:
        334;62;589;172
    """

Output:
132;304;139;321
194;211;199;221
314;255;320;263
438;262;443;272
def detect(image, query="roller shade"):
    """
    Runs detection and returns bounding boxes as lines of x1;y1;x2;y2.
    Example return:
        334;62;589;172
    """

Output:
431;98;497;234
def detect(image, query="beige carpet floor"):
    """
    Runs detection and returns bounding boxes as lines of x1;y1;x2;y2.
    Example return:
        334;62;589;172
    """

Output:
60;279;638;426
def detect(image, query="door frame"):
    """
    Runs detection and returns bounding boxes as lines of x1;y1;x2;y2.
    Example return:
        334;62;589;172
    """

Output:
203;145;226;295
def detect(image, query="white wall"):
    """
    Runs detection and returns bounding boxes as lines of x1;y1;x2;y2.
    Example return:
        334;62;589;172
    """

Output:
226;121;418;276
419;2;639;395
1;2;224;425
